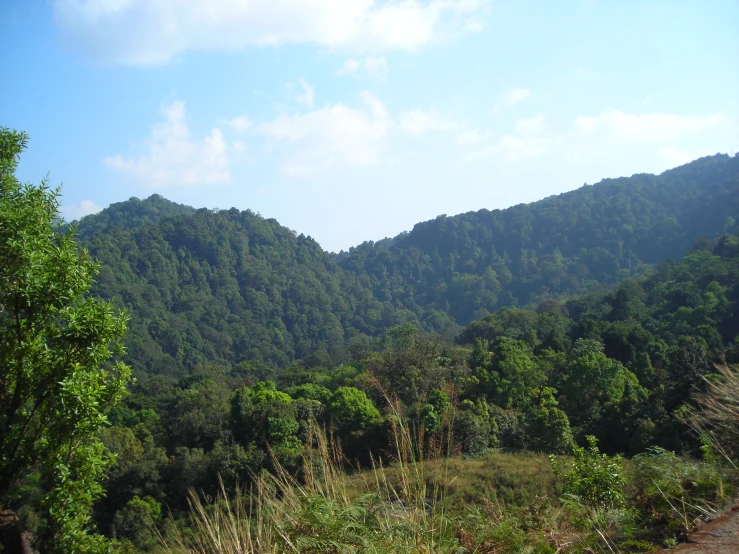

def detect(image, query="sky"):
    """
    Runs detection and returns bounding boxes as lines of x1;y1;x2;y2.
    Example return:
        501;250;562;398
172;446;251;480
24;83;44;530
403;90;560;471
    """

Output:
1;1;737;252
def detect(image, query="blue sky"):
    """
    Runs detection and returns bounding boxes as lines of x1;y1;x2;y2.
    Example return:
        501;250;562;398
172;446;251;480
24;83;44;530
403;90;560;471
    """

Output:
1;0;737;252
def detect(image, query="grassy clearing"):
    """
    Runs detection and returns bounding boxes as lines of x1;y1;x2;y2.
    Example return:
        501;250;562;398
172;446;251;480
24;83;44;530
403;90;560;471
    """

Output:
154;374;739;554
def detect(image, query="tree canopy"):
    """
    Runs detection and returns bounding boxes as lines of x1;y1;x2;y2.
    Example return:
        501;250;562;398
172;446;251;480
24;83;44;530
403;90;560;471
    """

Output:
0;128;132;553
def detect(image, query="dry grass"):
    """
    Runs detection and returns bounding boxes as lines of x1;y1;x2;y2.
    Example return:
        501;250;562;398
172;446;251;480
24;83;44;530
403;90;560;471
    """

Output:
687;364;739;468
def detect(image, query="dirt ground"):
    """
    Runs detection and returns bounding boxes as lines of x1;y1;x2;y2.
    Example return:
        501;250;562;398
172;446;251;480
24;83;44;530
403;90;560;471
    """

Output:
655;506;739;554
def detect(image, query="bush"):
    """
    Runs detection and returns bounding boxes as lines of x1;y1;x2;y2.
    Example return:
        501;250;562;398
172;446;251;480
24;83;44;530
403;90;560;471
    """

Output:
553;435;625;509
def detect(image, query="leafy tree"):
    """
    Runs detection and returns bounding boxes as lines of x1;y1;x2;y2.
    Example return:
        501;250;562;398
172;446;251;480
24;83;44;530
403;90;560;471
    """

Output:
229;381;301;466
112;495;161;550
328;387;380;432
527;387;573;454
0;128;132;552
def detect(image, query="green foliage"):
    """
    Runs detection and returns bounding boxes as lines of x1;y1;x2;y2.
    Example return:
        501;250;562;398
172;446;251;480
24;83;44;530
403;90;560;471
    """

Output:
553;436;625;509
64;194;195;241
112;495;161;550
0;127;132;552
328;387;380;432
68;153;739;380
631;447;735;535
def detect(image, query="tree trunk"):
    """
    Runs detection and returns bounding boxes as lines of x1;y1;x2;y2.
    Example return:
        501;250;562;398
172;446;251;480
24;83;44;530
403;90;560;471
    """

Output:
0;510;33;554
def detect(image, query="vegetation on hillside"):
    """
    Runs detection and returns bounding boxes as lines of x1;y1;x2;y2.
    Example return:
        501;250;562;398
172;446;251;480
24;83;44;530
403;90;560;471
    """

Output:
75;154;739;379
85;234;739;550
3;125;738;552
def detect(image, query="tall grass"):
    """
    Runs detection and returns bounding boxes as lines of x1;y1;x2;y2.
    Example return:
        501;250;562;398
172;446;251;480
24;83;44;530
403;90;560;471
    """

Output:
686;364;739;468
159;395;460;553
158;365;739;554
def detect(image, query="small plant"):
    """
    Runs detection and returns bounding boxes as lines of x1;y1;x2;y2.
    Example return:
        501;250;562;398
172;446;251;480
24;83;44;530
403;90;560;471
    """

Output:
552;435;625;510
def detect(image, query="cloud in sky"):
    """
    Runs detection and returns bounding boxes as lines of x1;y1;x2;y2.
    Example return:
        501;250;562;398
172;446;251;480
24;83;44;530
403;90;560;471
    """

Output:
399;109;458;135
104;99;231;187
471;109;726;165
228;115;253;131
337;56;389;80
492;87;531;114
61;199;102;221
573;110;725;143
296;79;315;108
257;91;390;174
456;129;488;144
53;0;489;64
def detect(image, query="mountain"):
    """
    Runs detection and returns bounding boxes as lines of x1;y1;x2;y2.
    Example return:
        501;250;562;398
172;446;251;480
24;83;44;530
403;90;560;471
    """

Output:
69;194;196;240
84;208;420;378
76;154;739;378
337;153;739;324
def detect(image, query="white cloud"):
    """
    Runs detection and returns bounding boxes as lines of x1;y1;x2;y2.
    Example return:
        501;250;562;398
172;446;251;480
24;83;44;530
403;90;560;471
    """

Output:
505;88;532;105
296;79;315;108
337;58;362;75
257;91;389;174
573;110;725;143
53;0;490;64
364;56;389;79
456;128;488;144
337;56;389;80
492;87;531;114
514;114;544;136
399;109;458;135
472;108;727;166
61;200;102;221
228;115;253;131
105;99;231;187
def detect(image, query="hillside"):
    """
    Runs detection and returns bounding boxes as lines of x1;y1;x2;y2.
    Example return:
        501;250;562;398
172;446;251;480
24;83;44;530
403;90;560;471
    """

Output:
77;154;739;378
91;233;739;550
69;193;196;240
84;207;419;378
338;154;739;324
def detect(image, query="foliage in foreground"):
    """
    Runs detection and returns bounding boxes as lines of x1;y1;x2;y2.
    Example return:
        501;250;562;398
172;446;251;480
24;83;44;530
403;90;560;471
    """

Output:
0;127;132;552
158;396;738;554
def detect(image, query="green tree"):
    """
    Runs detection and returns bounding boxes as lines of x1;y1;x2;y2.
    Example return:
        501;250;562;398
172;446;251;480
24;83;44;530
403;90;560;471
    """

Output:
0;128;132;552
328;387;380;432
112;495;161;550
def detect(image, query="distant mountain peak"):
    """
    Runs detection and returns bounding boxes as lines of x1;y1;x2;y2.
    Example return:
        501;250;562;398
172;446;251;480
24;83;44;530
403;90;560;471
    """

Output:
71;194;196;240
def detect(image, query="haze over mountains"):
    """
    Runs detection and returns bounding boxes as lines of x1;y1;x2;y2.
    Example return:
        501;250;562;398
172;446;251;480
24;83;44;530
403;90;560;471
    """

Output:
71;154;739;378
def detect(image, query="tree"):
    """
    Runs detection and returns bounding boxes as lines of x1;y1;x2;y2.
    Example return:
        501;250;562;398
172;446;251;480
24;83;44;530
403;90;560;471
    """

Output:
328;387;380;432
0;128;132;552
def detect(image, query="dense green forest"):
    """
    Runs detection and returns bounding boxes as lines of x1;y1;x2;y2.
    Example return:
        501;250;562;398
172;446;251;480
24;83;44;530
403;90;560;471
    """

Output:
3;125;739;553
76;153;739;379
337;154;739;323
68;194;196;241
88;232;739;550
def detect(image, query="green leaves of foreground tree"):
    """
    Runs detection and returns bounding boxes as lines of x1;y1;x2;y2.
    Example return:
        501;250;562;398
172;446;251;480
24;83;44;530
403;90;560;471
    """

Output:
0;128;132;553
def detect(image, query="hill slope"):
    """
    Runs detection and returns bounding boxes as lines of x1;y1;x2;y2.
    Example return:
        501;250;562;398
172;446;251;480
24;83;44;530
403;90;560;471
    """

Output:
338;153;739;323
77;154;739;377
85;208;418;378
70;193;196;240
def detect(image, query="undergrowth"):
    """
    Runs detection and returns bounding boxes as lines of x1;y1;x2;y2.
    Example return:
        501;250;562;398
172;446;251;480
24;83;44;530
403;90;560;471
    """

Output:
156;375;739;554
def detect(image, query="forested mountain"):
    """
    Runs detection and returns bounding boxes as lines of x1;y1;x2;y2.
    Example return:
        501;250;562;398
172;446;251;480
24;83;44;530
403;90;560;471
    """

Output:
91;233;739;547
85;208;419;378
77;154;739;378
69;193;196;240
338;153;739;324
458;233;739;453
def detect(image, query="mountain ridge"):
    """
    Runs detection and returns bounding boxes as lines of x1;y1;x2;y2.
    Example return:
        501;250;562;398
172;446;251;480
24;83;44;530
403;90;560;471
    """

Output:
74;153;739;377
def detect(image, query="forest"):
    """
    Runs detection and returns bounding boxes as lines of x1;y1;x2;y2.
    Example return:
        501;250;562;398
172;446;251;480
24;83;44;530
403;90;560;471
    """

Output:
1;126;739;553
